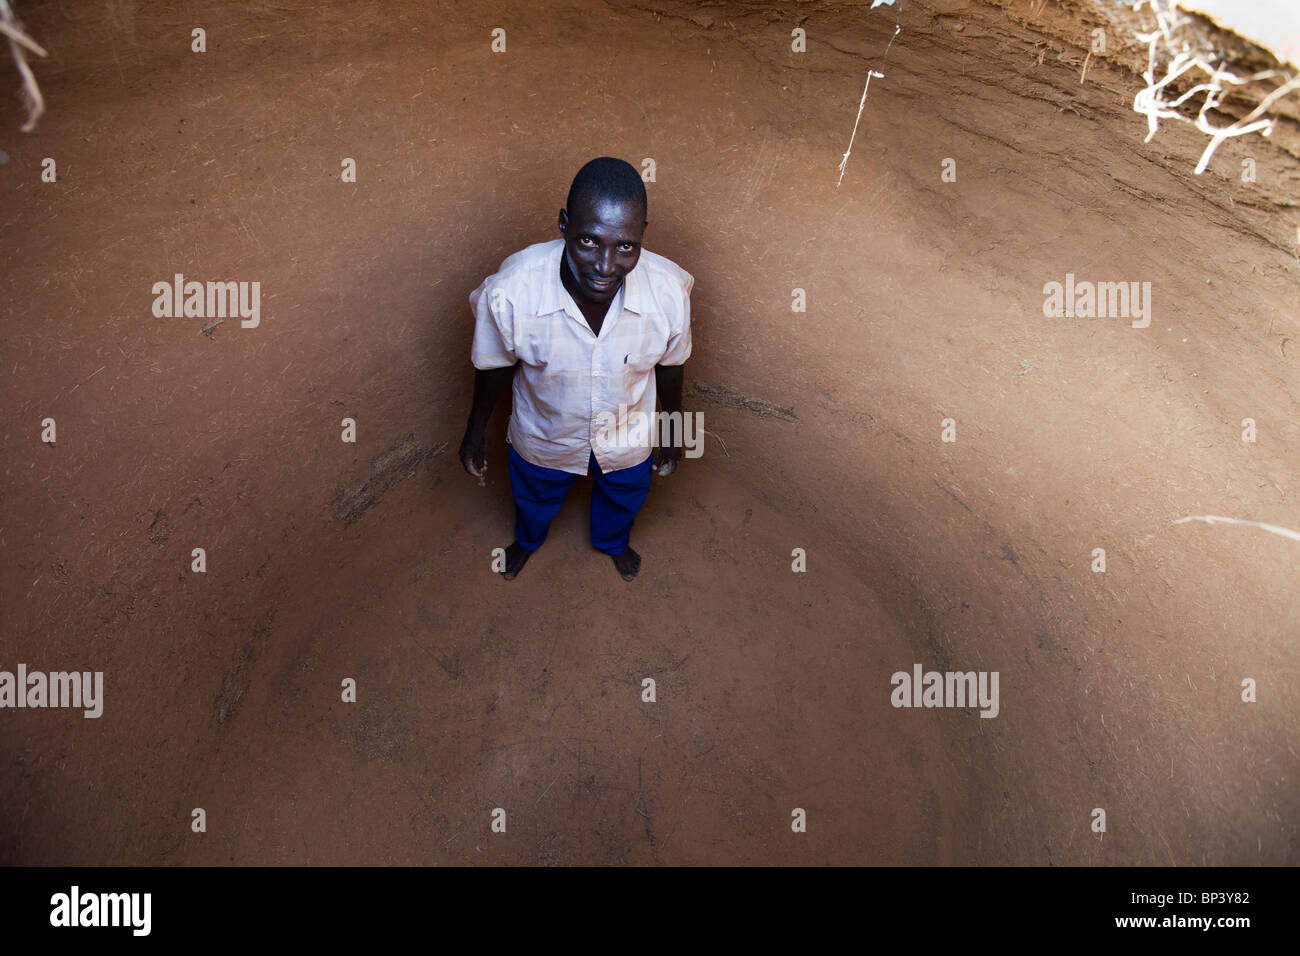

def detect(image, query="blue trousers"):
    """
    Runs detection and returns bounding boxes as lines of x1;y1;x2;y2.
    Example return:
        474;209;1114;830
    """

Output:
507;444;653;555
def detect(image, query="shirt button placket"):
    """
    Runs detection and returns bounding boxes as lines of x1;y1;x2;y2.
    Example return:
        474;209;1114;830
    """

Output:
590;346;602;463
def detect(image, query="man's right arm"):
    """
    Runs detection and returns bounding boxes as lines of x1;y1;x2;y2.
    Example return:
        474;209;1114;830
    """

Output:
459;363;518;479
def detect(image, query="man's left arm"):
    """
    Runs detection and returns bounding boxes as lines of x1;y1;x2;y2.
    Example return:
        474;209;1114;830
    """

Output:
654;362;685;476
653;272;694;477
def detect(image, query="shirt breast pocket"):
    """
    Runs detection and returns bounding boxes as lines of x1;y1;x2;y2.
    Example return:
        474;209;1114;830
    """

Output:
621;349;661;374
621;323;668;373
518;325;554;369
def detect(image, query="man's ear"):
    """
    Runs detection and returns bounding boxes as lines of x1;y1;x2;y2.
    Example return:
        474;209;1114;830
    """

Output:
558;208;569;234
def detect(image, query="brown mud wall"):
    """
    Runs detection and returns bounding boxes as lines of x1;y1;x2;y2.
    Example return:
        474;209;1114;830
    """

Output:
2;0;1296;864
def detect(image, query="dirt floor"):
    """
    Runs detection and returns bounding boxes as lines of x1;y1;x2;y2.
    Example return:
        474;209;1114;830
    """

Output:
1;0;1297;865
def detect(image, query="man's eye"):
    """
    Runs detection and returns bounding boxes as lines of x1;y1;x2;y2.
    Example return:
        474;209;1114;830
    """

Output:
580;237;595;246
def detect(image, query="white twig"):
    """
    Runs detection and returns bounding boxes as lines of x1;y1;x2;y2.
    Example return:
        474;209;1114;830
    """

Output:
1173;514;1300;544
0;20;46;57
1;0;48;132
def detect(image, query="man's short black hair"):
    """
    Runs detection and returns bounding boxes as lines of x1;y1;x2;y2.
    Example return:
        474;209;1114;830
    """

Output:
566;157;647;217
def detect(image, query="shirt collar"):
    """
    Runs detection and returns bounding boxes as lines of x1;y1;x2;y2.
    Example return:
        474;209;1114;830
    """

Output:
538;239;643;317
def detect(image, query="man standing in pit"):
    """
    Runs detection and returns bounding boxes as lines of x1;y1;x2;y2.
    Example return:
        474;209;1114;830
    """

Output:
458;157;694;582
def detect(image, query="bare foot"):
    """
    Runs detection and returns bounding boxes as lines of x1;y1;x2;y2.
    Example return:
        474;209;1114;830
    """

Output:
611;546;641;581
502;541;533;580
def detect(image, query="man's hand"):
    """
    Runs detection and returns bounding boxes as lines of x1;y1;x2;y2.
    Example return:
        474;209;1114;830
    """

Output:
653;443;680;477
459;363;518;487
653;362;686;478
459;425;487;486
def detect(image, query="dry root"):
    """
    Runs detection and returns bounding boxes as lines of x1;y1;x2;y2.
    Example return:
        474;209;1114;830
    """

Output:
1130;0;1300;174
1;0;48;133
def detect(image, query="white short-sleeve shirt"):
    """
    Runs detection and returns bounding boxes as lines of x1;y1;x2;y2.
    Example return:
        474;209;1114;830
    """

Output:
469;238;694;475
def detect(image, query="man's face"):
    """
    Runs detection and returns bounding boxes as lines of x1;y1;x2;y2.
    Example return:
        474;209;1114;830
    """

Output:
558;193;646;306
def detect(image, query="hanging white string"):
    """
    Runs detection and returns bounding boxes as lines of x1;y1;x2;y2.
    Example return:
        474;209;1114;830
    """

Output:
837;24;901;187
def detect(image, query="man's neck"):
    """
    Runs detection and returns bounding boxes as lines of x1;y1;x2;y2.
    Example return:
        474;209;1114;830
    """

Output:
560;259;613;335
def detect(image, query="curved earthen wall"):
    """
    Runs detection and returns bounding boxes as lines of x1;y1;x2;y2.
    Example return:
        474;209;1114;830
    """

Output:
2;0;1296;864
